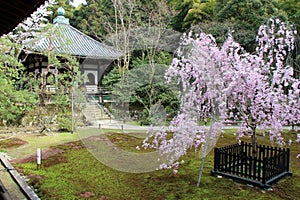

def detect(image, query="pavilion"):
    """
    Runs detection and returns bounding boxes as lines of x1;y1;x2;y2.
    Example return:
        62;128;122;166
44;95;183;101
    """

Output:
23;7;122;94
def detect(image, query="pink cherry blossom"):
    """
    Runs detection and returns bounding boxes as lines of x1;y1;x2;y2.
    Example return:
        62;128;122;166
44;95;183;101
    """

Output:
143;18;300;171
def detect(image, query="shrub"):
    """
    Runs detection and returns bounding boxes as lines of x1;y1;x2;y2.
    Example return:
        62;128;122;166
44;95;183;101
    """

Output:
57;116;73;132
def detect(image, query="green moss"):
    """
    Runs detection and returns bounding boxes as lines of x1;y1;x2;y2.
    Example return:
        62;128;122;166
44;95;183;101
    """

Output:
14;130;300;199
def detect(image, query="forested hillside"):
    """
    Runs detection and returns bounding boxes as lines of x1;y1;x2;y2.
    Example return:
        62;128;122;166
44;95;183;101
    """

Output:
61;0;300;75
59;0;299;49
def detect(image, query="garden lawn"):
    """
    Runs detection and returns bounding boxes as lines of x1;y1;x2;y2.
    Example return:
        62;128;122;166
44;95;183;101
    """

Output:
10;129;300;200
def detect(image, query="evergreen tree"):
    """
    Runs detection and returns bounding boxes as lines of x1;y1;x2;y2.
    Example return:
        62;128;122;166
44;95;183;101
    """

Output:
0;37;36;126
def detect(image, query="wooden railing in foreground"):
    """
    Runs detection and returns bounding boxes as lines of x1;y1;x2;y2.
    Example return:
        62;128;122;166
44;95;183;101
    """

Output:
0;154;40;200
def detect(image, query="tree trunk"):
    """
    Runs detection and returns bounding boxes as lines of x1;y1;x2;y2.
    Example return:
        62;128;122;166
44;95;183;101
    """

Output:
251;130;257;158
251;129;257;176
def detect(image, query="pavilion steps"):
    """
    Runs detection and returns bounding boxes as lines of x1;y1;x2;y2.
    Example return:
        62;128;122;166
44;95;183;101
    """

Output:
82;102;113;125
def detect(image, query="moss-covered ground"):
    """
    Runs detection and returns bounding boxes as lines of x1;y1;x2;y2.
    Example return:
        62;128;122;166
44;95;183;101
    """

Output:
1;128;299;199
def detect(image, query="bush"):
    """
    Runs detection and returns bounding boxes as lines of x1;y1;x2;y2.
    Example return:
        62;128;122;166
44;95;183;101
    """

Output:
57;116;73;132
140;118;151;126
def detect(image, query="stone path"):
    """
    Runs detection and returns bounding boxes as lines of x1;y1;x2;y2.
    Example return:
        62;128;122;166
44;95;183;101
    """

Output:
94;119;164;131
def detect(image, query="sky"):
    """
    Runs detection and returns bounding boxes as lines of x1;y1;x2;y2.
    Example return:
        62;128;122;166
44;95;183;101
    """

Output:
70;0;87;7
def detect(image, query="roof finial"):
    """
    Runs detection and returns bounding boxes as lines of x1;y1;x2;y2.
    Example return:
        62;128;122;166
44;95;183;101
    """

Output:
53;7;69;25
57;7;65;16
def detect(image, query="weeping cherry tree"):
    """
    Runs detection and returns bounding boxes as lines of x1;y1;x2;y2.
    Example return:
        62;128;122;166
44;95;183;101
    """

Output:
142;18;300;178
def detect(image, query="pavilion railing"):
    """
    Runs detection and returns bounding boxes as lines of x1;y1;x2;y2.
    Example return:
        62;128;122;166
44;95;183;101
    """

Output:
211;141;292;188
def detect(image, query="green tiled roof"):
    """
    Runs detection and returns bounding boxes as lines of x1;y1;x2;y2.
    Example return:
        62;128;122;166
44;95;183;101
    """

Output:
29;24;122;59
27;7;122;59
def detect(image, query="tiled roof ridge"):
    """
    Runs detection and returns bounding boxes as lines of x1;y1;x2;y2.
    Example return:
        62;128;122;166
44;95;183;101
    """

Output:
65;23;121;54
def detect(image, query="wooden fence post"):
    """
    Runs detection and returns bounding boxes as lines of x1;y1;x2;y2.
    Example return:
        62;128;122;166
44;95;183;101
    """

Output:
287;148;290;172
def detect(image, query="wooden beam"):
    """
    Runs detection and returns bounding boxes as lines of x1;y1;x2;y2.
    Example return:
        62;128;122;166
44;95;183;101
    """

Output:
0;154;40;200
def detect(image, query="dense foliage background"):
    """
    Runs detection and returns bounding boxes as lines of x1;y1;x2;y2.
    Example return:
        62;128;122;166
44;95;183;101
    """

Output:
1;0;300;126
68;0;300;123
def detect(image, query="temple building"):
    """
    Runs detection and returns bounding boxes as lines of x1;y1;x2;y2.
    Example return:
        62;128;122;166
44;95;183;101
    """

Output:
22;7;122;94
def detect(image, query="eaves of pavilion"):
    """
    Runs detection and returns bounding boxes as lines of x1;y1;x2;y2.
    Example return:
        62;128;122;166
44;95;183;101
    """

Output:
0;0;46;36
